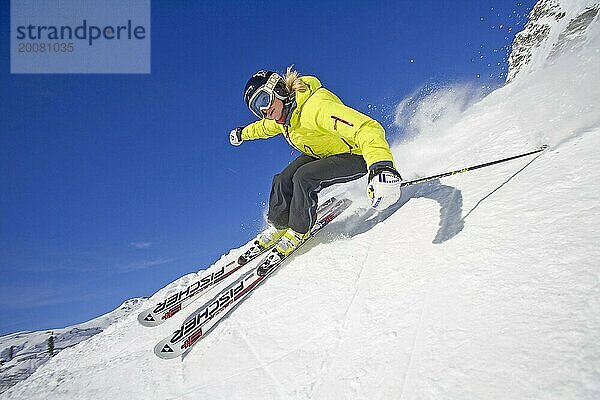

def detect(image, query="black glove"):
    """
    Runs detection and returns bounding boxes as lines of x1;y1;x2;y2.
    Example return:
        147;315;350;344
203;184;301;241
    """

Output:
368;161;402;181
229;127;243;146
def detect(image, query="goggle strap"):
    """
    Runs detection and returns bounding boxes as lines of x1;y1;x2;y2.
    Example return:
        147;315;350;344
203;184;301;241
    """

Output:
264;73;281;92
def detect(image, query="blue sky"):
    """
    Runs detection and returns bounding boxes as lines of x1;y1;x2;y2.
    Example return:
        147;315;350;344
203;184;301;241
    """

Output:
0;0;535;335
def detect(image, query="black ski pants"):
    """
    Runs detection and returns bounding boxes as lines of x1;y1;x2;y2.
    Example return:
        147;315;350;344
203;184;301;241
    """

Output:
268;154;367;234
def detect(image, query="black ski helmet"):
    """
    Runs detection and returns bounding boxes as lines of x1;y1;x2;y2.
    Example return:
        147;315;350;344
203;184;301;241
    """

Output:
243;70;289;110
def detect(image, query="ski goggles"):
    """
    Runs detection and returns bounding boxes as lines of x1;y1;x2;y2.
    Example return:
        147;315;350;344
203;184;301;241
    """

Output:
248;73;282;119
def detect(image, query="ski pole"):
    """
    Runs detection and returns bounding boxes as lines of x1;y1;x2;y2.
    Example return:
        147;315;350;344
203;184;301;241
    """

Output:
400;144;549;188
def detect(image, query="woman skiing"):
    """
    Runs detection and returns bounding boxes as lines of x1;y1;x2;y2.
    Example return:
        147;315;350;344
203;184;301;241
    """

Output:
230;67;401;260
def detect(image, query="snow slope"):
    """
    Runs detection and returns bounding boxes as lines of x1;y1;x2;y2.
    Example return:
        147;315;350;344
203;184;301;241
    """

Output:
2;0;599;398
0;299;143;395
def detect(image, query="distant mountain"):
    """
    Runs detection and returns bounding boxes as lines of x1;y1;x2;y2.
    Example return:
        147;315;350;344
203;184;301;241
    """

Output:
0;298;144;394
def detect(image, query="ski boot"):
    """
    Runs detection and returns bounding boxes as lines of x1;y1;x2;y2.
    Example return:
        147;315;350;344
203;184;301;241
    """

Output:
238;226;287;265
257;228;310;276
275;228;310;256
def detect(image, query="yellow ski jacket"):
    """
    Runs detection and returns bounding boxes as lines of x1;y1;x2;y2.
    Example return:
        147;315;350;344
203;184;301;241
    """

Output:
241;76;394;169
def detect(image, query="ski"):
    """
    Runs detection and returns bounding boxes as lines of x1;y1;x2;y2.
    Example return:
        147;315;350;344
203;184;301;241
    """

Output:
138;197;340;327
154;197;352;359
137;259;248;327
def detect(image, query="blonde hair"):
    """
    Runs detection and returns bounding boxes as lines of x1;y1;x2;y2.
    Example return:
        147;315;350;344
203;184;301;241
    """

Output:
283;65;307;95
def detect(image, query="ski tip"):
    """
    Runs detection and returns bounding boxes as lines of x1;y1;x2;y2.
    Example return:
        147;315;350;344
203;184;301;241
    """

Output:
330;197;353;212
137;309;163;327
154;343;179;360
322;196;337;206
154;338;186;360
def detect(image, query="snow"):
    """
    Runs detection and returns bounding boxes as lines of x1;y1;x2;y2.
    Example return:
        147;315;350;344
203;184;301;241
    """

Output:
0;299;143;395
2;0;600;398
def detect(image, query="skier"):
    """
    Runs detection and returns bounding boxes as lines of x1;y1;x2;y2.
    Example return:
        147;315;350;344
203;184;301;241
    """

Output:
230;67;401;259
